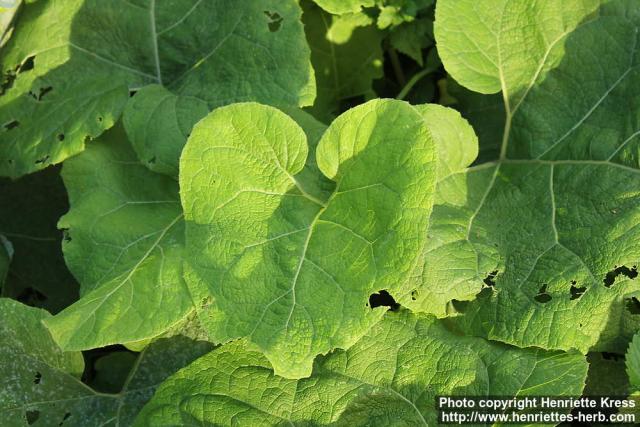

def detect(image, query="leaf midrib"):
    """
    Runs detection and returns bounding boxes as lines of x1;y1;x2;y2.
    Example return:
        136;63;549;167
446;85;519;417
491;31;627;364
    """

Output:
67;1;243;92
54;213;184;348
497;9;627;161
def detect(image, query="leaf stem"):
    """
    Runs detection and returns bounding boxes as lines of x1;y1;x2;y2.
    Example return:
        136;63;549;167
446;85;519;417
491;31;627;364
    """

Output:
396;66;437;100
389;48;406;86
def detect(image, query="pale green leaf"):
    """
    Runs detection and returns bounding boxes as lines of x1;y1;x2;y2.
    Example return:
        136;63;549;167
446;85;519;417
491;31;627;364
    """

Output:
135;311;588;426
0;0;315;178
43;125;193;351
0;298;212;426
417;0;640;354
326;12;375;44
414;104;478;181
181;99;436;378
435;0;601;95
397;104;482;316
46;107;329;353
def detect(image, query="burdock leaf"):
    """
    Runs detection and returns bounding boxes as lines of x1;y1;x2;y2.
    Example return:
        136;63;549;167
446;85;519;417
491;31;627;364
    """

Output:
180;99;436;378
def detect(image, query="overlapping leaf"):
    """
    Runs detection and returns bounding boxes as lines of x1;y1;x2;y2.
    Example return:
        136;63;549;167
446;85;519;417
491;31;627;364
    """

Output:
181;99;436;378
413;0;640;354
135;310;588;426
43;107;331;353
0;298;213;426
0;0;315;178
123;84;208;177
445;80;505;162
43;125;193;351
398;104;480;315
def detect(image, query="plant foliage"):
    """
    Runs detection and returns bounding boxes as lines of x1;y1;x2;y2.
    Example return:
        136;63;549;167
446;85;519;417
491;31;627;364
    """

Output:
0;0;638;425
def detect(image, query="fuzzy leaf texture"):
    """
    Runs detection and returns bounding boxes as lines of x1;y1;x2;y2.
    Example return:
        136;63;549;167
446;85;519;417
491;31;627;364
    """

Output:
135;310;588;426
0;0;315;178
43;107;332;353
180;99;437;378
420;0;640;354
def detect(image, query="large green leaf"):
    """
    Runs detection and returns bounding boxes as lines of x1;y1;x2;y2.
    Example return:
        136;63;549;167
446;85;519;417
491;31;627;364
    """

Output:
398;104;480;316
302;1;383;122
0;0;315;178
420;0;640;353
45;107;330;353
135;310;588;426
181;99;436;378
435;0;600;95
43;125;193;351
0;166;78;313
0;298;213;426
